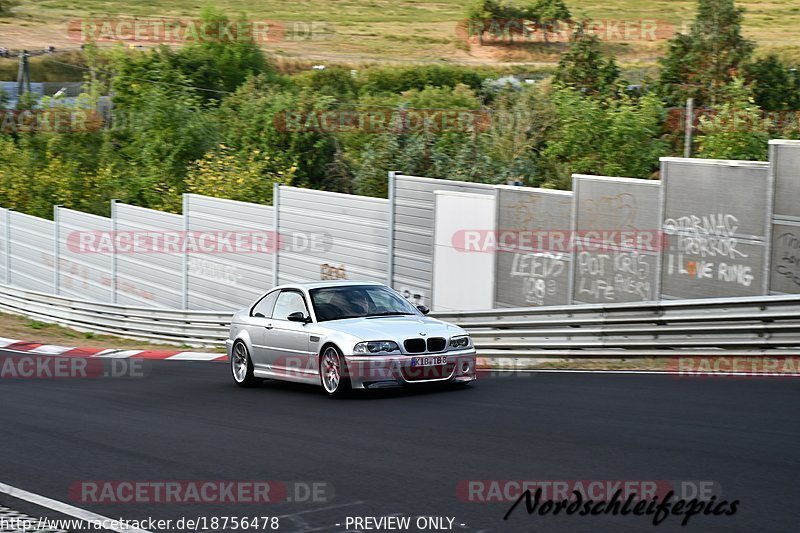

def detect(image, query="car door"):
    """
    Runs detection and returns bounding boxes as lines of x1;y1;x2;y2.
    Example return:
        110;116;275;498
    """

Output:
269;289;314;380
247;290;280;371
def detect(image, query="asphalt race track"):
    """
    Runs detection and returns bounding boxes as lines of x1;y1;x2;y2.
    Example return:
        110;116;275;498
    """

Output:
0;350;798;533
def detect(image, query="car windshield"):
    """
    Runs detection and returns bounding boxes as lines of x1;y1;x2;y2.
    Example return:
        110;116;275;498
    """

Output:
310;285;420;322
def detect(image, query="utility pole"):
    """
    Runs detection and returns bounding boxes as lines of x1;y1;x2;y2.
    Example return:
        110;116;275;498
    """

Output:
683;97;694;159
16;50;31;98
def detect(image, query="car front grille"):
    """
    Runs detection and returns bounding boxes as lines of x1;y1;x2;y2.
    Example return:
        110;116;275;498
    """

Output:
426;337;446;352
404;338;426;353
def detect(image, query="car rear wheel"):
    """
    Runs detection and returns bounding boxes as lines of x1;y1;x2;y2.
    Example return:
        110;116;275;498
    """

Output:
320;346;351;398
232;341;260;388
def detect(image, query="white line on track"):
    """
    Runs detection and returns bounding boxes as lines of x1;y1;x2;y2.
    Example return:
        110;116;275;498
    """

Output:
166;352;224;361
0;481;153;533
484;368;800;376
29;345;73;355
278;500;365;533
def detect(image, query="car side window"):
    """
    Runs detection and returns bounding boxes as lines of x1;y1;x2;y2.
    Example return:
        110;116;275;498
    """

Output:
272;290;310;321
251;290;279;318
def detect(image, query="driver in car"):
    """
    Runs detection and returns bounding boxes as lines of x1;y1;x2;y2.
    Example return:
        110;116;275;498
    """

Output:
349;290;374;315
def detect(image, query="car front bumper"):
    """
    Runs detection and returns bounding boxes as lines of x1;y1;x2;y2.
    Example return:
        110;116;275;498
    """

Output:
224;339;233;360
343;348;477;389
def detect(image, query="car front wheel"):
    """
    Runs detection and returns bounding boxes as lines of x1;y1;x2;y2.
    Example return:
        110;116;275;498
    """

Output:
231;341;260;388
320;345;351;398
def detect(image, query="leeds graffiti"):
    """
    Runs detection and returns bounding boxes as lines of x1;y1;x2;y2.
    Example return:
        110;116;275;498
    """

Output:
509;251;566;305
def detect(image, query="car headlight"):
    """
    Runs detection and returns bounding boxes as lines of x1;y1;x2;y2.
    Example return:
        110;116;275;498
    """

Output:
449;335;471;349
353;341;400;354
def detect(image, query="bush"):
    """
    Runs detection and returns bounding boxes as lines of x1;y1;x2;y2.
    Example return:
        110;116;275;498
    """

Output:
0;0;18;17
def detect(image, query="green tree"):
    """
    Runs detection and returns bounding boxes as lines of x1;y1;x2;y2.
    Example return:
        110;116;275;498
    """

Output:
184;144;294;204
532;0;571;42
0;0;17;16
217;75;343;191
112;83;218;209
657;0;754;106
358;65;486;95
554;30;620;95
695;78;770;160
743;55;800;110
107;9;274;107
469;85;556;185
541;88;667;186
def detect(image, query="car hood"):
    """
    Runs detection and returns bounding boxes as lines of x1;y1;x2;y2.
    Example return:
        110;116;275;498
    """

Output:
318;315;466;342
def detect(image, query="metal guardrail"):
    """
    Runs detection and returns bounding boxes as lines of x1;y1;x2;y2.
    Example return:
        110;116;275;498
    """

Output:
1;283;799;356
434;296;800;358
0;284;230;346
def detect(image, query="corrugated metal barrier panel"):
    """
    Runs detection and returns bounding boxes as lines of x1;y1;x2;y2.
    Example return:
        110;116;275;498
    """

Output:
114;202;184;308
57;208;113;303
185;194;274;311
276;186;390;286
8;211;55;294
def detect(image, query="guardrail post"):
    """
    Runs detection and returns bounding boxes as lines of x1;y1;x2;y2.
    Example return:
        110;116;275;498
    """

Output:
111;199;118;304
272;183;280;288
54;205;61;295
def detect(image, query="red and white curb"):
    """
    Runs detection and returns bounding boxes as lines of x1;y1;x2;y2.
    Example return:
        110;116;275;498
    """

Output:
0;337;227;362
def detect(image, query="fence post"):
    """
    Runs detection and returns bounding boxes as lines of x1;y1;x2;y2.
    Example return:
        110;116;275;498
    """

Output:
53;205;61;295
182;194;189;309
111;199;118;304
272;183;281;288
387;171;397;288
683;98;694;158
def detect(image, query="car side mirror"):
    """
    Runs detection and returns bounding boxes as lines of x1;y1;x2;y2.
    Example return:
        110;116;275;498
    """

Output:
288;311;311;323
253;312;266;318
416;305;430;315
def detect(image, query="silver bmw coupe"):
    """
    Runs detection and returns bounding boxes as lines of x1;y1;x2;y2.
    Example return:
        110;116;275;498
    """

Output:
226;281;476;397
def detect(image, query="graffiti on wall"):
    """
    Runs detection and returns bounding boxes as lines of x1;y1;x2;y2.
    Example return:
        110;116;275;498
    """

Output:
576;250;653;301
664;214;754;288
497;193;572;306
509;251;566;305
583;193;638;230
320;263;347;280
773;230;800;288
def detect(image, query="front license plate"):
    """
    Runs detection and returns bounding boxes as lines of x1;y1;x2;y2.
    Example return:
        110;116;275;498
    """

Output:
411;356;447;367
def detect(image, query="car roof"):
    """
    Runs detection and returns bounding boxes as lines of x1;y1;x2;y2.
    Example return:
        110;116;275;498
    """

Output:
275;280;386;291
